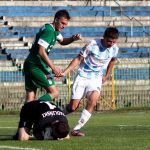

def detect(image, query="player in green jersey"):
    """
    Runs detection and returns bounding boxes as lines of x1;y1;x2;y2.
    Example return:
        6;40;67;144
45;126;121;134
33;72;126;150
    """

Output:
23;10;81;102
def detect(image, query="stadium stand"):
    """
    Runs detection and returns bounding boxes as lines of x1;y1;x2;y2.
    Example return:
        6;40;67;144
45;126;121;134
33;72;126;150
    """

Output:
0;0;149;110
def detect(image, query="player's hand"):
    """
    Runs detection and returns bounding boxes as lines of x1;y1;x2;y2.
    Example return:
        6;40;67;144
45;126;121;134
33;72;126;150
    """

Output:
54;72;65;81
52;67;62;77
60;72;66;77
53;72;66;81
54;76;62;81
72;34;82;41
54;70;66;81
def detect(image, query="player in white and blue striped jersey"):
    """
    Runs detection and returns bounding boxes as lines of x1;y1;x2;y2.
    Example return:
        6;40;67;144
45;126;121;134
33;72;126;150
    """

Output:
62;27;119;136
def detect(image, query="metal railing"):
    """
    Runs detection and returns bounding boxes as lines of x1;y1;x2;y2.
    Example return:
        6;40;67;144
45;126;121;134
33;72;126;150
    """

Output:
113;0;150;37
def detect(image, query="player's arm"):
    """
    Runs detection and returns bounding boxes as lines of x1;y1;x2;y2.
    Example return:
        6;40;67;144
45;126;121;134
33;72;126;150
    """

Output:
38;45;61;76
102;58;116;83
62;41;90;76
62;54;83;76
58;34;81;45
18;127;30;141
17;105;32;141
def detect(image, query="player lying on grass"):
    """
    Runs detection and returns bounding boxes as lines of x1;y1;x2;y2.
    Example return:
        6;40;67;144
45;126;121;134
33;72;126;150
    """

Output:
62;27;120;136
13;100;70;140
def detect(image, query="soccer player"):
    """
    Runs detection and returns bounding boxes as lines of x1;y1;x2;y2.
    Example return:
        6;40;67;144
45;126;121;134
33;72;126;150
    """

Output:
23;9;81;102
13;100;70;141
62;27;119;136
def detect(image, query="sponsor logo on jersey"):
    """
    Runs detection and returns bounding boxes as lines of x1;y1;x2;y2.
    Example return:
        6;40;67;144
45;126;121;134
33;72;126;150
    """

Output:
42;111;65;118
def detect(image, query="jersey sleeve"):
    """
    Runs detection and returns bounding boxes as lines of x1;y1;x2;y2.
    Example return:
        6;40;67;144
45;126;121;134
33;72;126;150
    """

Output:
56;33;63;42
38;29;54;49
79;40;92;58
112;44;119;58
18;104;33;129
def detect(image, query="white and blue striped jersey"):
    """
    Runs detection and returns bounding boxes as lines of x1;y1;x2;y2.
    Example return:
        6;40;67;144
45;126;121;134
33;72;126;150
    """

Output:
77;39;119;79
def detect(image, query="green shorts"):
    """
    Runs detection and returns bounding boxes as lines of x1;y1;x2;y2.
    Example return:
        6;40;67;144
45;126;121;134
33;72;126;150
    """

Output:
23;61;55;91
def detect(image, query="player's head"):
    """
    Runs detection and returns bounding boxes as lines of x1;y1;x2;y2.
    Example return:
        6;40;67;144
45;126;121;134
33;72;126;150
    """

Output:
103;27;119;48
53;9;71;32
51;120;70;139
33;120;70;140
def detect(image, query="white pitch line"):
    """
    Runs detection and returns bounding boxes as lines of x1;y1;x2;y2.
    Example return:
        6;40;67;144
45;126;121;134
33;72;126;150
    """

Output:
1;125;150;129
0;127;16;129
2;125;146;129
117;125;150;127
0;145;42;150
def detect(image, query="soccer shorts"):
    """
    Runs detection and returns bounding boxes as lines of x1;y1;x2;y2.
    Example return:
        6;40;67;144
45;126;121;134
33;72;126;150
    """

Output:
23;61;55;90
71;74;102;100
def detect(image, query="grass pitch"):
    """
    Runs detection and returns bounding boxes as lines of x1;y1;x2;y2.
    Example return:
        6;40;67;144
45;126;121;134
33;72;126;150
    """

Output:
0;111;150;150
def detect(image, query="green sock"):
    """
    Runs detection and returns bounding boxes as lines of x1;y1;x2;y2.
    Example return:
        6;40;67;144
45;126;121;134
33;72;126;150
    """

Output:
39;93;52;101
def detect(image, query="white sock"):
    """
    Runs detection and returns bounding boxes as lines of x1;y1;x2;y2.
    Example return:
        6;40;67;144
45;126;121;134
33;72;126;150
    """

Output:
73;109;91;131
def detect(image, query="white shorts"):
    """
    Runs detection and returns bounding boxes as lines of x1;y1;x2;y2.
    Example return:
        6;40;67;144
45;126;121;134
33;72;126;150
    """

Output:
71;75;102;100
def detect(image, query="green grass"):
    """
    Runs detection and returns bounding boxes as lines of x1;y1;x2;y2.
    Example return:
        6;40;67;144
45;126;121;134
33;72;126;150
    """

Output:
0;111;150;150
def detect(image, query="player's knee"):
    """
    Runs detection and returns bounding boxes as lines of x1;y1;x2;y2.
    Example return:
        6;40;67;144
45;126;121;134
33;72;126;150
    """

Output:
88;100;97;108
93;101;97;107
47;91;59;100
65;104;77;113
53;91;59;99
70;104;78;112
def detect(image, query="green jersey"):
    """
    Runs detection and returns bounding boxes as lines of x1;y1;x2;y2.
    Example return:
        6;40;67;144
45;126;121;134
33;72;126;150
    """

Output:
25;23;62;74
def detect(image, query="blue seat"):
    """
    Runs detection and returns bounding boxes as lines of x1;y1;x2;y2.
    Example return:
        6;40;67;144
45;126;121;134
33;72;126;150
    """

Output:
114;68;149;80
0;55;7;60
118;52;149;58
5;47;149;60
0;5;150;59
0;6;150;17
2;26;149;38
0;71;24;82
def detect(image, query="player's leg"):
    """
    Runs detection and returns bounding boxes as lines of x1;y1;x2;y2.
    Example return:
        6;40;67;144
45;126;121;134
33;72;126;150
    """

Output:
71;91;99;136
39;77;59;101
85;90;100;113
63;75;86;114
63;99;81;115
40;85;59;101
71;78;102;136
24;62;37;102
25;67;58;102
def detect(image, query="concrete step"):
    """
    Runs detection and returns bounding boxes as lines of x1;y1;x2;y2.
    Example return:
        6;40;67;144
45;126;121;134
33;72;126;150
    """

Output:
6;19;150;27
4;46;30;50
0;41;28;48
24;36;150;43
4;16;150;24
0;60;13;67
1;41;150;50
0;1;150;7
116;58;150;65
0;66;18;71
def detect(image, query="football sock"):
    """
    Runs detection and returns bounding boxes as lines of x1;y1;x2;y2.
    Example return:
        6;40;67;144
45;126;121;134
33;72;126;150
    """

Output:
39;93;52;101
73;109;91;130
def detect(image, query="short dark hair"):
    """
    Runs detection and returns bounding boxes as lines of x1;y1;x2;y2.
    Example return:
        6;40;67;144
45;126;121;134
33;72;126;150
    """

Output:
103;27;119;39
54;9;70;20
52;121;70;139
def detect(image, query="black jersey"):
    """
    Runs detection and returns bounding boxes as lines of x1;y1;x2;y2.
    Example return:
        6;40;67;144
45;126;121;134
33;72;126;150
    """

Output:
19;100;67;131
